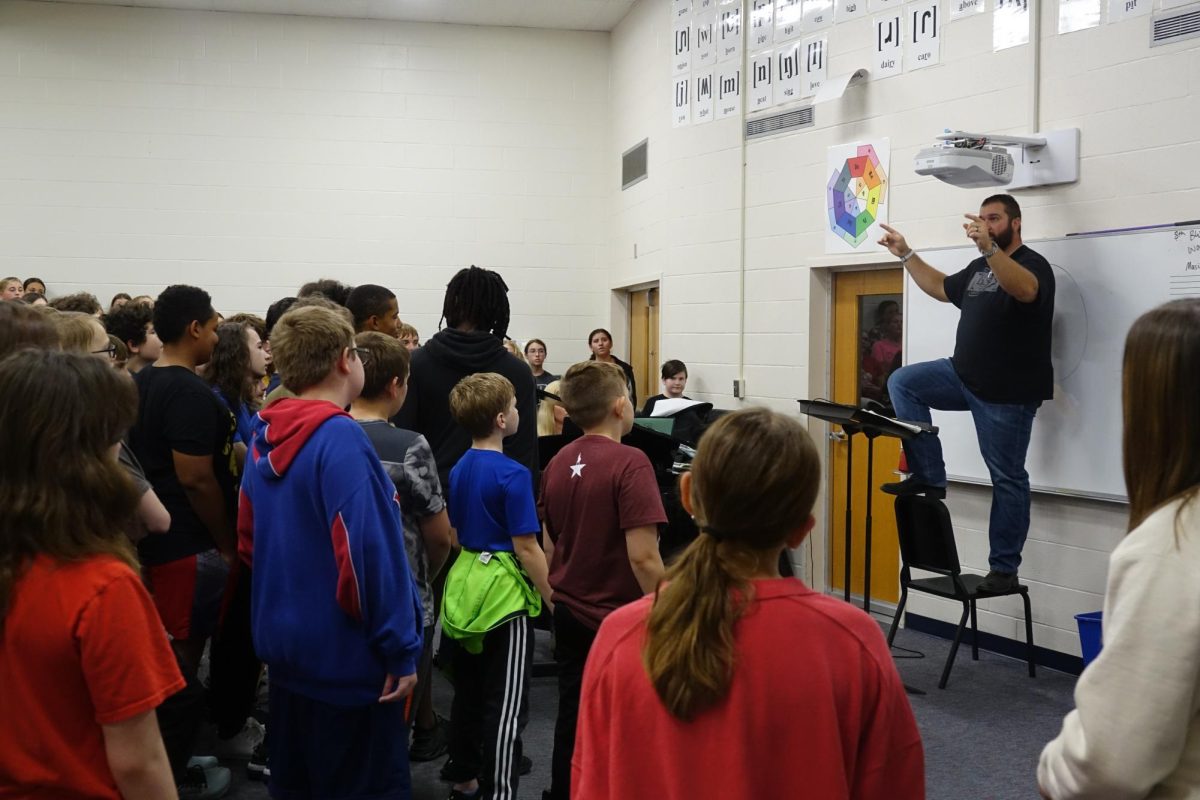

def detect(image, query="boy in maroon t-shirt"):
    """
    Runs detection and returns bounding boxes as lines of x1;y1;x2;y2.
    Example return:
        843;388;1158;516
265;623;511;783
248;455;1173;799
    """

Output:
538;360;667;800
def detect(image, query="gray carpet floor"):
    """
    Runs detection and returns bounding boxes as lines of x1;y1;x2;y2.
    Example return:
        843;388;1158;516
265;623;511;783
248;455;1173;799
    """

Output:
223;622;1078;800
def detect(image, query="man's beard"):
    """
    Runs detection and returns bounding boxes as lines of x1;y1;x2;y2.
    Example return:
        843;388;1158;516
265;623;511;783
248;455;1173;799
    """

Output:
993;222;1016;251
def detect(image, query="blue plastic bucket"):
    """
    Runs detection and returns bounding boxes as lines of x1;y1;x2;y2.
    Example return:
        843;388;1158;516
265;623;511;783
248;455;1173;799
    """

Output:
1075;611;1103;667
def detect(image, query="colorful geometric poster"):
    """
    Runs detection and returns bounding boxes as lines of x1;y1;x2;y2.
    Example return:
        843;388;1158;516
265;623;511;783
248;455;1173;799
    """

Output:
825;139;891;254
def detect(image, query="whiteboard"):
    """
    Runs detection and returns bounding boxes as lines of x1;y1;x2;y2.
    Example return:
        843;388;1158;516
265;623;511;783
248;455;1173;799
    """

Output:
904;225;1200;502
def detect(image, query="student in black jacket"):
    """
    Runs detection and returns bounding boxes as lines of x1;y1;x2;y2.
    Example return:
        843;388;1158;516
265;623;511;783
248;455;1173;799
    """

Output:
393;266;538;492
587;327;637;408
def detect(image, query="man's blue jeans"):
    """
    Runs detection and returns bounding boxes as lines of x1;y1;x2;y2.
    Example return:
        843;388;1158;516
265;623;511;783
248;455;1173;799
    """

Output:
887;358;1039;574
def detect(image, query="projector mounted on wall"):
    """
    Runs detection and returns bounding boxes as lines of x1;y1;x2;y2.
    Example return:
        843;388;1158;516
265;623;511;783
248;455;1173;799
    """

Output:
914;129;1080;190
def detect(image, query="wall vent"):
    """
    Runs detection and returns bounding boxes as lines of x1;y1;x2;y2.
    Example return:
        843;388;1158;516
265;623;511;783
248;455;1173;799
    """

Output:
745;106;814;140
622;139;648;190
1151;2;1200;46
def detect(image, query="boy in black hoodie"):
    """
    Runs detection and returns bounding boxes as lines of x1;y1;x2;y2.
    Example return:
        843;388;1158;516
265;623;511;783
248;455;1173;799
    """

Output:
392;266;538;492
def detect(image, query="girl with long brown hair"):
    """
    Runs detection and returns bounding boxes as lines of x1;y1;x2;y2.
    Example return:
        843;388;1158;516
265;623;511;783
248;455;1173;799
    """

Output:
572;407;924;800
204;320;268;469
0;350;184;798
1039;298;1200;799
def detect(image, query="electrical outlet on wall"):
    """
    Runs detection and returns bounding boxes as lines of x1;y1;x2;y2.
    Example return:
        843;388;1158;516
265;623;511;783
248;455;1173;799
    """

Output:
733;379;746;398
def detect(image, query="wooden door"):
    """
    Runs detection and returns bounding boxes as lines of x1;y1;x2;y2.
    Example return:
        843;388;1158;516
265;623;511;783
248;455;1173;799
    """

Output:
628;287;659;404
829;269;905;605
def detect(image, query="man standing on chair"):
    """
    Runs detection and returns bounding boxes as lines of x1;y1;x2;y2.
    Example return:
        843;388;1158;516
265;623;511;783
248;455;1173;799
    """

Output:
876;194;1055;594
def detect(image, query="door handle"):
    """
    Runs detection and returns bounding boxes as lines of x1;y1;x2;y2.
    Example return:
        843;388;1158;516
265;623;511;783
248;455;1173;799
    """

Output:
829;431;848;442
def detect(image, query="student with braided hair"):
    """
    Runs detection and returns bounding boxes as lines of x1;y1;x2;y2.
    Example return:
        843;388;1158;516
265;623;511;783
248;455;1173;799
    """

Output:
393;265;538;492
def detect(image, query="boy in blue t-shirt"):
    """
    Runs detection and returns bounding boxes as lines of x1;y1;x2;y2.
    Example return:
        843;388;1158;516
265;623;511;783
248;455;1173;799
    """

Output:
442;372;553;800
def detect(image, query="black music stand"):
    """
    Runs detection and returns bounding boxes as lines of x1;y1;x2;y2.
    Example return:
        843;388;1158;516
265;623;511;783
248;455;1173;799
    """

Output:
798;399;936;615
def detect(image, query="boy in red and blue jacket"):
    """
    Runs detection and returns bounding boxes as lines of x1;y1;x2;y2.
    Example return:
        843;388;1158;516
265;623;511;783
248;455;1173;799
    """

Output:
238;305;423;800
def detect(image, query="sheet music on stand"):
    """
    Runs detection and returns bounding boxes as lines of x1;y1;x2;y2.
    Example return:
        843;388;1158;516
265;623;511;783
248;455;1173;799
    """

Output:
797;398;934;439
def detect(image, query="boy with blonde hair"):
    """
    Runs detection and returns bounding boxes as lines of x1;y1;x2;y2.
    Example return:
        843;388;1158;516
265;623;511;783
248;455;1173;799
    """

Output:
239;305;423;800
540;360;668;800
441;372;552;800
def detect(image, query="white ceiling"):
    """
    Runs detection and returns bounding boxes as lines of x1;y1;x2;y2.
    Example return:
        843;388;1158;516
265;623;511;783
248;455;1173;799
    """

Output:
35;0;640;31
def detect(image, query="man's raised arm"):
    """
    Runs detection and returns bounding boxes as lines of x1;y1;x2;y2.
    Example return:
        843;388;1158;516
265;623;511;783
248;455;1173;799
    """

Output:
878;223;949;303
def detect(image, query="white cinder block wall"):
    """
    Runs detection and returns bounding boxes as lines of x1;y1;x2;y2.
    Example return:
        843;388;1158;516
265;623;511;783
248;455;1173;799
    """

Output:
609;0;1199;656
0;0;611;370
4;0;1194;658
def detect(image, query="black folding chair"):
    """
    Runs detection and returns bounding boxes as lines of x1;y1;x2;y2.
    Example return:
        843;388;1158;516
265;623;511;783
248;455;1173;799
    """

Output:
888;495;1036;689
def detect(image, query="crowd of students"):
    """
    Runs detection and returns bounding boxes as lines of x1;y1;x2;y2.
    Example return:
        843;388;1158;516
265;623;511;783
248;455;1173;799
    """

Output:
1;268;1199;800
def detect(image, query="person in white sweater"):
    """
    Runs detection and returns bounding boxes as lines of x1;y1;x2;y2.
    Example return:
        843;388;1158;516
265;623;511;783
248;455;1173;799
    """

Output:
1038;298;1200;800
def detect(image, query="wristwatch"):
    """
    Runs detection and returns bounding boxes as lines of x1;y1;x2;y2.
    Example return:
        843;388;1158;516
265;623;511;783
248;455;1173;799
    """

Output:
980;243;1000;258
899;249;916;264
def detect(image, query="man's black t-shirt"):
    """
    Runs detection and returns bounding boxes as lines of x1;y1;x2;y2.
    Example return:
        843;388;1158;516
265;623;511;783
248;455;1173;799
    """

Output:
129;365;238;566
943;244;1055;404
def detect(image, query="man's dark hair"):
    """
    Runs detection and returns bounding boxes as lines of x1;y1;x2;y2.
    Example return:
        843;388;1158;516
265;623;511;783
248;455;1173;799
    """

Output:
298;278;353;307
105;302;153;348
49;292;102;315
265;296;298;340
661;359;688;380
153;285;214;345
441;266;510;339
982;193;1021;221
346;284;397;332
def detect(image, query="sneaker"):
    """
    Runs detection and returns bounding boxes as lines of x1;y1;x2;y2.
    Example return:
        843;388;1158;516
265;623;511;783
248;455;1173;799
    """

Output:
213;717;265;761
978;570;1019;594
880;478;946;499
178;765;232;800
247;740;270;781
410;715;449;762
187;756;219;770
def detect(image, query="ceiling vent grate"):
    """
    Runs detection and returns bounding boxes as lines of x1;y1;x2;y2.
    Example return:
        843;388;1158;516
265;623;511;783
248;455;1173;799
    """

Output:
745;106;815;140
1151;2;1200;46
